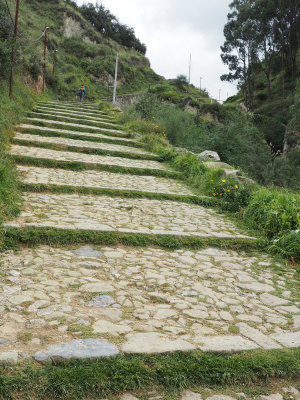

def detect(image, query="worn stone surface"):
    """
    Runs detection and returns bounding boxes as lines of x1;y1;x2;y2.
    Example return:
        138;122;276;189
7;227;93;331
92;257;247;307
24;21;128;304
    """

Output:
0;351;18;365
10;145;170;172
196;335;259;352
17;165;193;196
33;339;119;362
181;390;203;399
5;192;253;239
16;132;153;157
271;332;300;348
122;332;195;354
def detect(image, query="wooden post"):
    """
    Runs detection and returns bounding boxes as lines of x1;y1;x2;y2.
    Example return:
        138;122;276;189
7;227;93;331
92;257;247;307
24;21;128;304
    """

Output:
9;0;21;99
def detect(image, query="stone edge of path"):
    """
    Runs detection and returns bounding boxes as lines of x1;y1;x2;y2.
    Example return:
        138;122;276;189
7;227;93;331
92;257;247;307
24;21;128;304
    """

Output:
0;331;299;365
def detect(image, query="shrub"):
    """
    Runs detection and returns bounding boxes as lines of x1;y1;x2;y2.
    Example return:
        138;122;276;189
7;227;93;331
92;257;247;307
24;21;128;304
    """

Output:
270;230;300;262
211;178;252;212
244;188;300;238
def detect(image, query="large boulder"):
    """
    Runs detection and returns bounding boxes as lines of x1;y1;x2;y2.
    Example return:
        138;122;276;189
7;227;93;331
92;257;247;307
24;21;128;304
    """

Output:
197;151;220;161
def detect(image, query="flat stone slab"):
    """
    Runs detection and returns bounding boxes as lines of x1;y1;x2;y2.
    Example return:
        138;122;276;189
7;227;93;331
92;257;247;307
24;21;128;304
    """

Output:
237;323;282;349
271;332;300;348
0;351;18;365
72;246;102;257
260;293;290;306
181;390;203;399
88;295;115;307
33;339;119;362
195;335;259;353
122;332;195;354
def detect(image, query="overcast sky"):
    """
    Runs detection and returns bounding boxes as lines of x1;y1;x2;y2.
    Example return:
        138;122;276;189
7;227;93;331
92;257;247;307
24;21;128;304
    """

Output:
76;0;237;100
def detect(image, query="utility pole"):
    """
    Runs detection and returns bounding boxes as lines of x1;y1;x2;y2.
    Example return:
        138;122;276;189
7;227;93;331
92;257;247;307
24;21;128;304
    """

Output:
42;25;49;92
9;0;21;99
113;52;119;104
188;54;191;84
200;77;202;93
219;88;221;103
52;49;57;75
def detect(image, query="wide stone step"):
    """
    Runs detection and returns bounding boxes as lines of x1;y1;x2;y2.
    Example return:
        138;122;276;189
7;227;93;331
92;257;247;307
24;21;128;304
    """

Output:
37;103;108;116
10;145;172;173
15;134;154;159
24;118;127;135
35;106;115;122
36;104;112;119
17;165;194;196
28;111;122;129
4;192;254;239
0;244;298;361
17;125;137;143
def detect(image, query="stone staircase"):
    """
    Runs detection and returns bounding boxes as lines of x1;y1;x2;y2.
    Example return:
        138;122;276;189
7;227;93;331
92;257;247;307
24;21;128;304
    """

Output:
0;101;299;366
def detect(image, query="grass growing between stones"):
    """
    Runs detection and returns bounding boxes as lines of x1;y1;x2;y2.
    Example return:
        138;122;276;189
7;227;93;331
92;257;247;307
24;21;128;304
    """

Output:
11;155;182;179
13;139;159;161
26;113;121;129
24;119;126;136
19;183;217;206
0;349;299;400
1;226;259;252
17;128;143;147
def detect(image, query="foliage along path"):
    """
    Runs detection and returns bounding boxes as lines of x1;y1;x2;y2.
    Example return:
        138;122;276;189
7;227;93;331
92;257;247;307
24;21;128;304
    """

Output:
1;101;299;366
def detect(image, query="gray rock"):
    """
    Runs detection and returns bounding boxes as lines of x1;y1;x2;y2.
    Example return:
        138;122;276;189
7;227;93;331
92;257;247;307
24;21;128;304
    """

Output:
72;246;102;258
271;332;300;348
181;390;202;399
261;395;283;400
0;338;7;345
33;338;119;363
174;147;190;155
260;293;289;306
237;323;282;349
26;319;46;329
77;319;90;326
37;194;51;201
88;295;115;307
182;290;198;296
197;150;220;161
206;396;236;400
195;335;258;352
122;332;195;354
222;169;242;178
0;351;18;365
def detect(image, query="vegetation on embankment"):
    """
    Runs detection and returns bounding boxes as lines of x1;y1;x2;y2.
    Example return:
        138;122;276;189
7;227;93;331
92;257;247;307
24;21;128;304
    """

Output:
0;349;299;400
0;80;38;220
3;0;162;100
117;100;300;263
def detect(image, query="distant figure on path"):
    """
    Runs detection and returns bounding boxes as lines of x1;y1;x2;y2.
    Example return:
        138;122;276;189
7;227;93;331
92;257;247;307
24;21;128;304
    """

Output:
78;84;86;103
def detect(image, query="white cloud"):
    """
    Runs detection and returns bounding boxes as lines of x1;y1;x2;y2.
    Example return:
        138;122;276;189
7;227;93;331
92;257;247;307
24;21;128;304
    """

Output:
76;0;237;99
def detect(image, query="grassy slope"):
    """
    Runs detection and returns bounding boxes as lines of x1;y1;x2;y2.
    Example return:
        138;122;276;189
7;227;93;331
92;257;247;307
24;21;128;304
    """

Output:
7;0;163;99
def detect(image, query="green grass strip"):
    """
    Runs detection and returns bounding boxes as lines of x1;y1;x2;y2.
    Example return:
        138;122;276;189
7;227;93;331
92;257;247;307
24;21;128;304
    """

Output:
0;349;299;400
17;129;142;148
11;155;182;179
27;112;120;129
19;182;217;206
13;139;159;161
2;226;258;252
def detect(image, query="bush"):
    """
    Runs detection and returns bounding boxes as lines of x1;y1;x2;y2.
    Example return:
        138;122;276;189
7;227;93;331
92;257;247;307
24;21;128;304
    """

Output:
211;178;252;212
271;230;300;262
244;188;300;238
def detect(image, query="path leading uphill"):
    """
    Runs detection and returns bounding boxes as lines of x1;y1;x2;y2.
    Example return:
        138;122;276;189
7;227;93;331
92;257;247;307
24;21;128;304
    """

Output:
0;101;299;366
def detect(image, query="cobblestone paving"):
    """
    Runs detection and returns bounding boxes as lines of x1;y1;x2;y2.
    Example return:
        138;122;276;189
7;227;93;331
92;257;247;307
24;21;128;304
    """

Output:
4;193;253;238
15;133;153;157
0;246;299;359
1;101;298;365
17;165;194;195
24;117;127;135
18;125;136;142
35;106;114;121
10;145;169;171
30;111;122;128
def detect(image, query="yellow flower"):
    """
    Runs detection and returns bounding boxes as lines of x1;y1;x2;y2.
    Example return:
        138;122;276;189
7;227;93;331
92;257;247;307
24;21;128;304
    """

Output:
235;185;238;189
227;189;230;192
222;179;226;183
210;180;214;182
220;193;223;196
213;193;216;196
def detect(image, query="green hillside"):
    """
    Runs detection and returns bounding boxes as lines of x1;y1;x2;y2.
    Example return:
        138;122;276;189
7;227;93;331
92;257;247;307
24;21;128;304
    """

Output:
4;0;162;99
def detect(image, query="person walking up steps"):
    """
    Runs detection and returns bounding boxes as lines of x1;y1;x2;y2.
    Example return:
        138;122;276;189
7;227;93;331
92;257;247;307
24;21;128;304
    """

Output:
78;84;86;103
